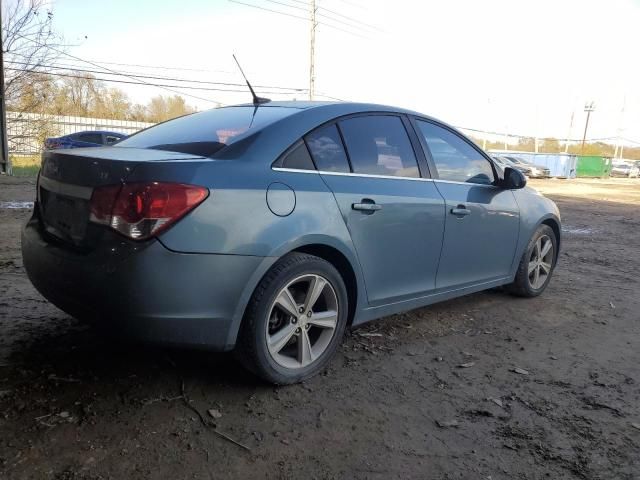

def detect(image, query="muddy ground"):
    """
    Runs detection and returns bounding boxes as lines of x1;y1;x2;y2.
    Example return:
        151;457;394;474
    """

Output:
0;175;639;479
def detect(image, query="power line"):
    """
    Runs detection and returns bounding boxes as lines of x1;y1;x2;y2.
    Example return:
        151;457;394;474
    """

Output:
6;60;308;92
316;4;381;32
266;0;375;34
13;33;223;104
315;10;372;33
457;125;631;143
228;0;366;37
4;68;304;96
8;50;238;75
264;0;307;13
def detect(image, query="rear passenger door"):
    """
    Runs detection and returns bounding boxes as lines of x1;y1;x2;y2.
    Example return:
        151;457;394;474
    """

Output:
306;114;446;306
412;119;520;289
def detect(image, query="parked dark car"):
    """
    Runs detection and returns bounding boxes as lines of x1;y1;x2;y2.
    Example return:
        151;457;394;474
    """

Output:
22;102;561;384
44;131;127;150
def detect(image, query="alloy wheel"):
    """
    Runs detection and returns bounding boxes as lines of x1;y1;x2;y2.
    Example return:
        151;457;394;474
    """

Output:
528;234;554;289
266;274;339;369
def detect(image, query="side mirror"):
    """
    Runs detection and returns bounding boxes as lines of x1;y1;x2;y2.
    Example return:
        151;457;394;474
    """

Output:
502;167;527;189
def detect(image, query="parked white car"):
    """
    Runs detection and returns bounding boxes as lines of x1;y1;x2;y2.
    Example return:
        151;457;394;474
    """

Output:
610;160;640;178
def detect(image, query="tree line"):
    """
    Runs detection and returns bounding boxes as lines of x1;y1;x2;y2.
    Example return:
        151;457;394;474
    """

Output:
8;72;197;123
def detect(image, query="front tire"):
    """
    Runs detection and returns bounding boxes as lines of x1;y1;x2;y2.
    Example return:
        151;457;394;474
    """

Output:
506;224;557;297
235;252;348;384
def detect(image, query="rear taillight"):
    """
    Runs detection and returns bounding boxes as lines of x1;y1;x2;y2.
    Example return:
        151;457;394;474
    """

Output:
89;182;208;240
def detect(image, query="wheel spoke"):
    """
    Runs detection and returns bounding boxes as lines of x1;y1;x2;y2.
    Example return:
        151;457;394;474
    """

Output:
533;265;540;288
539;261;552;274
535;238;542;259
297;329;314;366
528;261;537;274
268;323;297;354
308;310;338;329
303;275;327;312
540;238;552;258
275;287;299;318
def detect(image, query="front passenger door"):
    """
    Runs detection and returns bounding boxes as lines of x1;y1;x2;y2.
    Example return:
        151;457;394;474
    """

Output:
413;119;520;290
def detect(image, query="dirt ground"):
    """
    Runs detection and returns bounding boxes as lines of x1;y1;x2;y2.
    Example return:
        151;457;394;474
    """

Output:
1;175;639;480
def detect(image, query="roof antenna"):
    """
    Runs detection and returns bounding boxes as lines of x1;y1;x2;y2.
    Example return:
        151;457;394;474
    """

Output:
232;54;270;105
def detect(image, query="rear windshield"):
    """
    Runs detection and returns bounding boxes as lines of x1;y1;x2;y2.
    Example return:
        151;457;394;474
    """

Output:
116;106;297;157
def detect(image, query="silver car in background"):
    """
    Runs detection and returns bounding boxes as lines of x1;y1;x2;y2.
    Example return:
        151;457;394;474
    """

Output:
610;160;640;178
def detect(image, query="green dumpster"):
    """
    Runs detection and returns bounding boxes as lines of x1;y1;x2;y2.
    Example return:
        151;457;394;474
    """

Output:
576;156;612;178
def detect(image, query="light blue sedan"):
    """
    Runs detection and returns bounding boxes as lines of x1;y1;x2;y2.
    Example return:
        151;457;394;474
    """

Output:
22;102;560;384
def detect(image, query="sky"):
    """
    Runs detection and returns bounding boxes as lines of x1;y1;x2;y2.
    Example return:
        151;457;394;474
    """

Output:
48;0;640;144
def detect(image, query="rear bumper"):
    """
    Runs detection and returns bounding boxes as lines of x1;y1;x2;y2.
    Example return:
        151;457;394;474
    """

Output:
21;215;266;350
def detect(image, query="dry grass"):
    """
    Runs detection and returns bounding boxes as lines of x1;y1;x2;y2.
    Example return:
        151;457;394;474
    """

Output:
8;155;40;177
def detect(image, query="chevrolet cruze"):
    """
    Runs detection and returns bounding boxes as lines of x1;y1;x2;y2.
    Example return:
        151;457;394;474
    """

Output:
22;102;561;384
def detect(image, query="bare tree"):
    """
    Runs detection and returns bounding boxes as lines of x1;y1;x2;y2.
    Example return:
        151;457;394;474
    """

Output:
2;0;64;151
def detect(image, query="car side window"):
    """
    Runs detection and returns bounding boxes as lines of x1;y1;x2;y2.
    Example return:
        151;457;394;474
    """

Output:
105;135;121;145
280;142;315;170
339;115;420;178
77;133;103;144
304;124;350;173
416;120;494;185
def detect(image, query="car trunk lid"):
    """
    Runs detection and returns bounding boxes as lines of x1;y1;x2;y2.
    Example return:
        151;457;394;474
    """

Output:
38;147;206;247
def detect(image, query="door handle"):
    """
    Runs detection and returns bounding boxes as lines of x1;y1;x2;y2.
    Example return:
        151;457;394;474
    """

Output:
352;200;382;212
450;205;471;216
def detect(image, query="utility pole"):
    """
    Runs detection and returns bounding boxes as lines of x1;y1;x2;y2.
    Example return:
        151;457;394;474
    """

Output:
308;0;317;101
581;101;595;154
534;102;539;153
564;109;574;153
613;95;625;159
0;1;10;175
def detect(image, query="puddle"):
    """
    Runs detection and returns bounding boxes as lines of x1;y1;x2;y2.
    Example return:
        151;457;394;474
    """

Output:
0;201;34;210
562;226;597;235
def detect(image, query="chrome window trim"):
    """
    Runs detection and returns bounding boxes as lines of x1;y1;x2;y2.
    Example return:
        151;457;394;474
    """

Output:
272;167;502;187
272;167;320;175
433;178;498;188
272;167;433;182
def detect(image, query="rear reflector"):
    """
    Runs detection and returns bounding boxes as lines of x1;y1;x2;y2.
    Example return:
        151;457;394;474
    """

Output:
89;182;208;240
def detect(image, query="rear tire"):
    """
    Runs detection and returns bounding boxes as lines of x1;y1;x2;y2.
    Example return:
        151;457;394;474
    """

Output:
235;252;348;384
506;224;557;297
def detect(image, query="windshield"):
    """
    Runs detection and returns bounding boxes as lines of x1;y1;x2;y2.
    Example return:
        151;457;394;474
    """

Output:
116;106;298;157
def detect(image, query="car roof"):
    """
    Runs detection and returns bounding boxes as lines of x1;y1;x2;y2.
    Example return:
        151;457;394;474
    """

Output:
67;130;124;137
214;101;455;162
230;100;437;119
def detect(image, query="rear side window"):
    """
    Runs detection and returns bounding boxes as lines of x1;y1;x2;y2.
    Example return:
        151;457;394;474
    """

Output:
416;120;494;185
280;142;315;170
116;106;297;157
304;124;350;173
77;133;103;144
339;115;420;178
